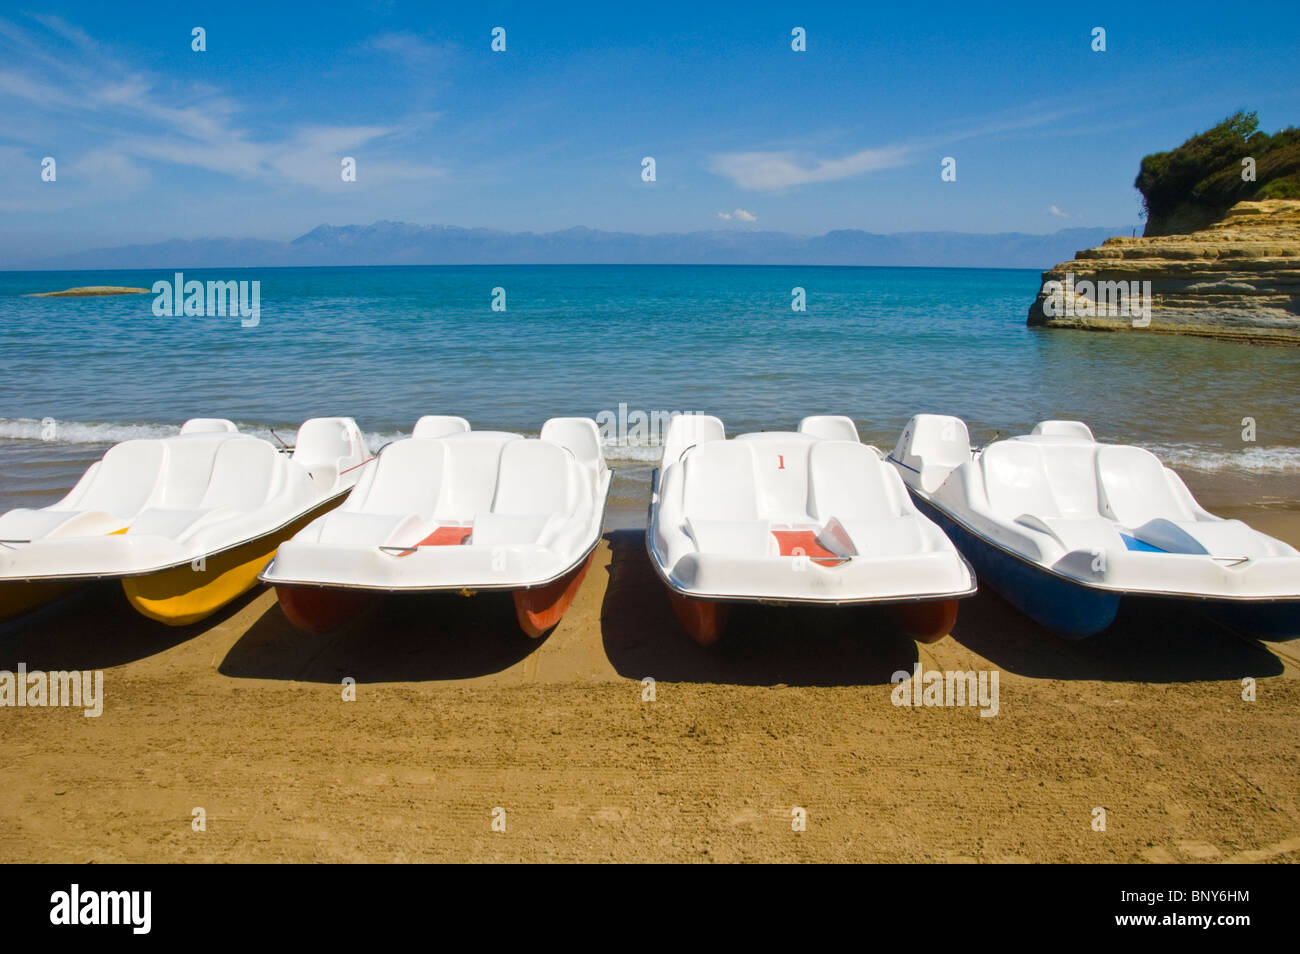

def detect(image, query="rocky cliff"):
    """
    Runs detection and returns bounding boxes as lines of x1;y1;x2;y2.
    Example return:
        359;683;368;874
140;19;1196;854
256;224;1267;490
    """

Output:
1027;200;1300;343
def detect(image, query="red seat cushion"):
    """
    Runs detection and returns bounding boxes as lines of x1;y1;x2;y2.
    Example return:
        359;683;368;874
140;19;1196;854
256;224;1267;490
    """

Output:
418;526;472;547
770;529;846;565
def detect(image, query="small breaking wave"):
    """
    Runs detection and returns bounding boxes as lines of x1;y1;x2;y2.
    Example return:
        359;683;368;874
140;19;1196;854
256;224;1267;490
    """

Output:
0;418;179;444
0;418;406;453
602;440;664;464
1148;443;1300;474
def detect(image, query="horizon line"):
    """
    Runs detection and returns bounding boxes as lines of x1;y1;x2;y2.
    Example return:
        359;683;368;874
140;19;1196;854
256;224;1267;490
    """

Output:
4;261;1055;275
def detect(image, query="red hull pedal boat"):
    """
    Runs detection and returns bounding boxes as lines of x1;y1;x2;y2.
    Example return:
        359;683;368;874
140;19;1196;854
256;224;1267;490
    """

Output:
647;414;974;646
262;416;610;638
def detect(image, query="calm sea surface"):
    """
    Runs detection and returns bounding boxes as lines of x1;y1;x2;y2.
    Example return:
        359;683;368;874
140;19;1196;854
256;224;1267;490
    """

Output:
1;265;1296;520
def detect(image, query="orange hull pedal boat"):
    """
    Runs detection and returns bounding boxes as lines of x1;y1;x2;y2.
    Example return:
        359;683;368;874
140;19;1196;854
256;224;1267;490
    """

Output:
262;416;610;638
647;414;975;646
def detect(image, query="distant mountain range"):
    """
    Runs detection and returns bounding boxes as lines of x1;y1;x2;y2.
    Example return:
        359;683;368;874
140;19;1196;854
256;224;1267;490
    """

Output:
16;221;1135;270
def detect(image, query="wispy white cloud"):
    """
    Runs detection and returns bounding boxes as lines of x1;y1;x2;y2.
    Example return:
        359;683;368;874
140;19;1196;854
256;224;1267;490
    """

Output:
710;106;1080;192
1049;204;1069;218
29;13;99;52
710;147;907;191
716;208;757;222
364;31;452;73
75;149;150;189
0;15;445;198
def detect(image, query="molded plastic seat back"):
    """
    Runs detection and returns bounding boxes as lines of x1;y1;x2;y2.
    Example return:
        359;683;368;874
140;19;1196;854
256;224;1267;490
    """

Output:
180;418;239;435
540;417;605;474
1039;444;1103;519
892;414;971;493
438;438;512;521
492;440;575;516
682;442;757;521
412;415;471;439
1096;445;1193;526
661;415;725;469
1032;420;1095;441
809;441;901;522
200;439;281;512
798;415;860;443
743;437;813;521
71;440;167;518
155;436;227;509
353;439;446;516
981;441;1059;522
293;418;361;470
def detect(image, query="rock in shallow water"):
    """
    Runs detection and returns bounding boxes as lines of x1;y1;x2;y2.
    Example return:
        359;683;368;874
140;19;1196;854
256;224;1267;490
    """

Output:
26;286;150;298
1027;200;1300;344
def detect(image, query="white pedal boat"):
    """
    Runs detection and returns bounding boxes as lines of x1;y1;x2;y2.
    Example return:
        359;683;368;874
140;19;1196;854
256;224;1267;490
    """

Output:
647;414;976;645
0;417;371;625
261;416;611;637
888;415;1300;639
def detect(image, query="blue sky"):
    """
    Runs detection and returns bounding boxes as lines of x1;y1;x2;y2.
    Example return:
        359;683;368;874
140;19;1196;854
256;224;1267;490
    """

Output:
1;0;1298;259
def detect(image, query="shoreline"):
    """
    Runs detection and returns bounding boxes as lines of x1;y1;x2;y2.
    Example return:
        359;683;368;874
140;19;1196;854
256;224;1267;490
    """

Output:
1030;323;1300;347
1;435;1296;530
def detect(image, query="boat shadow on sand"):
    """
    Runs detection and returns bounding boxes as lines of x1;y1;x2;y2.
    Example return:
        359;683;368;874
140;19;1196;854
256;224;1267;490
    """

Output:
219;588;549;683
947;585;1284;683
220;528;924;687
13;535;1278;686
218;530;1283;686
0;580;263;671
603;529;1282;686
599;529;921;687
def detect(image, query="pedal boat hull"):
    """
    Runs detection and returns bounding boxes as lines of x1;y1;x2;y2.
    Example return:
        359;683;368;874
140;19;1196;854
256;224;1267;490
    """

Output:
265;419;611;639
911;493;1300;640
122;494;348;627
911;494;1121;638
646;419;976;648
272;546;599;638
662;585;963;647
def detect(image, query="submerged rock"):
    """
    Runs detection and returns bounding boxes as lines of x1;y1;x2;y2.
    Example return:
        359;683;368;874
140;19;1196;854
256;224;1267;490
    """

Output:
26;286;150;298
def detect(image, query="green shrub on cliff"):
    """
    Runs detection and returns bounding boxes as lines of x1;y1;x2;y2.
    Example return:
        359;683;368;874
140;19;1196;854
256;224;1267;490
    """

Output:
1135;112;1300;235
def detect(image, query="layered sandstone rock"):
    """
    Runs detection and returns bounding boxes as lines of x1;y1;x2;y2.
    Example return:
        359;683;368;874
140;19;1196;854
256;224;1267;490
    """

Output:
1027;200;1300;343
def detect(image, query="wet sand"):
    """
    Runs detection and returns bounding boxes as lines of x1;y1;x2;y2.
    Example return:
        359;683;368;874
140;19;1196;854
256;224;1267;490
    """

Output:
0;506;1297;863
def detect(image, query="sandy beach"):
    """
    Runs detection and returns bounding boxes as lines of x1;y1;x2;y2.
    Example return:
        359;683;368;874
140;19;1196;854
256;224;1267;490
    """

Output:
1;499;1297;864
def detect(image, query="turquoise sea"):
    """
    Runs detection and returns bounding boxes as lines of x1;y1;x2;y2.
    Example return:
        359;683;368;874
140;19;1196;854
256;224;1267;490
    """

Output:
1;265;1296;519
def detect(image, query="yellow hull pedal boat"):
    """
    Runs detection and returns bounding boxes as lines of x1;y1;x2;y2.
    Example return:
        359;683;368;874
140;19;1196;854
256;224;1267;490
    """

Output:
0;417;372;626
